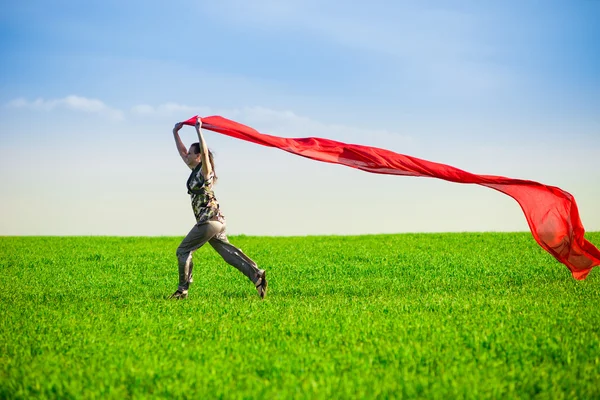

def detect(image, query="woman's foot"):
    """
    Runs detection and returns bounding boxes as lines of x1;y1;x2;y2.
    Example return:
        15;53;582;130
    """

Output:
255;270;268;299
168;289;188;299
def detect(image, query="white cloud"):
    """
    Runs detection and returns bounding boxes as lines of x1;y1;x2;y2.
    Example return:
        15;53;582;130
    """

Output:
7;95;124;120
230;106;412;145
7;94;412;150
130;102;211;117
9;95;410;145
130;104;155;114
7;98;29;108
130;102;412;146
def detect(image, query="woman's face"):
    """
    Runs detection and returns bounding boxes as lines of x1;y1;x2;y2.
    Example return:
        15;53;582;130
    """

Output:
186;148;201;164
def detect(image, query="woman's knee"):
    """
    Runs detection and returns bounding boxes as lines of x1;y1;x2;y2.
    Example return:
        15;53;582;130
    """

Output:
176;247;189;263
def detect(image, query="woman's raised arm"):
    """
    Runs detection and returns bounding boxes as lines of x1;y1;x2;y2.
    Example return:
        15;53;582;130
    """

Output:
195;118;213;178
172;122;189;166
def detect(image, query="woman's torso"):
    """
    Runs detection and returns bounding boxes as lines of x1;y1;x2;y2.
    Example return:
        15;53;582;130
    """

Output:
187;164;225;224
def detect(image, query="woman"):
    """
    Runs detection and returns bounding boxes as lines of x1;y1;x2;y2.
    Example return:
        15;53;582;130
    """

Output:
169;117;267;299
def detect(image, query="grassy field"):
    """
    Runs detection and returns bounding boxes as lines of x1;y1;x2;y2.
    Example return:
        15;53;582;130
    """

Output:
1;232;599;399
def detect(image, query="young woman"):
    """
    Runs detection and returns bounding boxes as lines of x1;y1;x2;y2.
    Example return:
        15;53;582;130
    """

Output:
169;117;267;299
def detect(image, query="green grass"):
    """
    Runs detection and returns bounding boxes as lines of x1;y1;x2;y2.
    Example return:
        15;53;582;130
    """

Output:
1;232;599;399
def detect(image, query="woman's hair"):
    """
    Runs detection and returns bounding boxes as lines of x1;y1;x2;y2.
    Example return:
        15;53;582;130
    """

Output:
190;143;218;182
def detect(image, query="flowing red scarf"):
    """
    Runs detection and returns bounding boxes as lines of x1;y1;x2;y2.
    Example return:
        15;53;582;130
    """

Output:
183;115;599;280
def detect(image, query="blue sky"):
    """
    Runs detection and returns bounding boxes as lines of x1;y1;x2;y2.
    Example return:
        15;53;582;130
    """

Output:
1;0;599;235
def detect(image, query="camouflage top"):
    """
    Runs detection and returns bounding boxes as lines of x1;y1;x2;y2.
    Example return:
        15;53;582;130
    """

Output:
187;163;225;224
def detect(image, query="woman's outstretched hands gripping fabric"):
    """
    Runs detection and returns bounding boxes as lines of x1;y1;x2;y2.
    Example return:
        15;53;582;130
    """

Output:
173;122;183;133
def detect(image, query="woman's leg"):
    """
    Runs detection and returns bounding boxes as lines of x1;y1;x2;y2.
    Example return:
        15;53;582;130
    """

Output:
208;224;263;284
175;220;223;293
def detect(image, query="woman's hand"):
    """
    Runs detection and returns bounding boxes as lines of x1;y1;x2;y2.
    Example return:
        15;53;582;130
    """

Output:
195;117;203;131
172;122;190;167
173;122;183;133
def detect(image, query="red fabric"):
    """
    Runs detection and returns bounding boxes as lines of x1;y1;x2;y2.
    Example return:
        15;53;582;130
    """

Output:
182;115;600;279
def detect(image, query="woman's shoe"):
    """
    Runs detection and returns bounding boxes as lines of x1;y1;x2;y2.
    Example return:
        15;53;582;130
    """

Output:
255;270;268;299
168;289;188;299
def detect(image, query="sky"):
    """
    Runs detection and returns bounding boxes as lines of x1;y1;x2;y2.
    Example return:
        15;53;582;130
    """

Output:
0;0;599;236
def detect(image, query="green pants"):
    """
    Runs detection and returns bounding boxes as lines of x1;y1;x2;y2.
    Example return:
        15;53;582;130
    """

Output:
176;220;261;291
